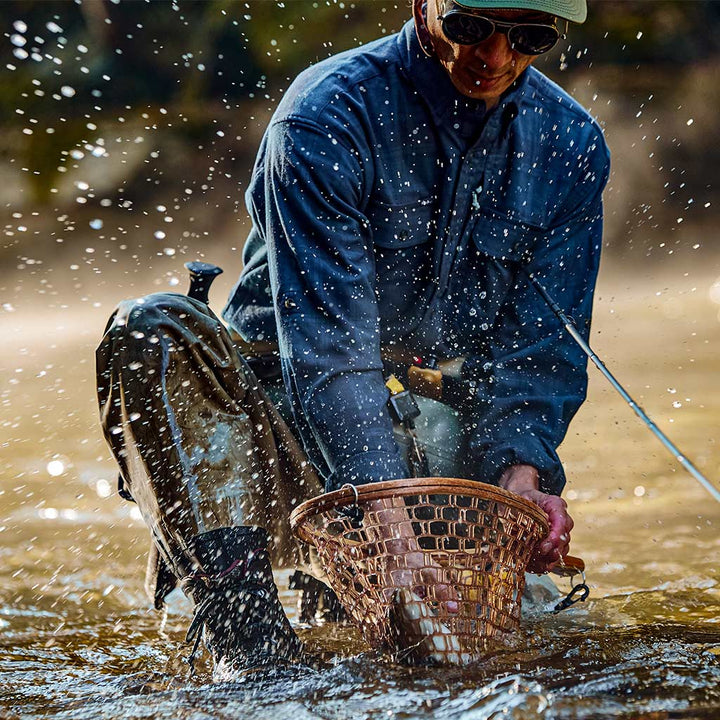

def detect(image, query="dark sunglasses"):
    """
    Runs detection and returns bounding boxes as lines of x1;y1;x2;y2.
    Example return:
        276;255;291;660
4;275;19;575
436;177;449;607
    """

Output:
438;5;563;55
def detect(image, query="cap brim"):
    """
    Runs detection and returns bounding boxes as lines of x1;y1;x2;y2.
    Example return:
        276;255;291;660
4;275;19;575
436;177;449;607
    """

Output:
452;0;587;24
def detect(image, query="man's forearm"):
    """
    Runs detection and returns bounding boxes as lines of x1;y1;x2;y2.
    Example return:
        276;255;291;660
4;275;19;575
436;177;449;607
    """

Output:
498;464;541;494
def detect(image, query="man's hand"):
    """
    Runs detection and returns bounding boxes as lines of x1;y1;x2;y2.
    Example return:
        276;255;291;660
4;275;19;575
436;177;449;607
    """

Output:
498;464;574;574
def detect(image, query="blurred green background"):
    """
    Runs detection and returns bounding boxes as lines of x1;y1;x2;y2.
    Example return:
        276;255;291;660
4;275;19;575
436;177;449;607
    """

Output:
2;0;720;275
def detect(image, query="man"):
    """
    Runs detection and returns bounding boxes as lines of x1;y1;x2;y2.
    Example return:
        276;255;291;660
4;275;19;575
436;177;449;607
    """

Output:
98;0;609;675
224;0;607;571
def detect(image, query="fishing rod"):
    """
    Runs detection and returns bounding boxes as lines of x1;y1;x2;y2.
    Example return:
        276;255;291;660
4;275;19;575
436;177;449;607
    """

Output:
523;268;720;504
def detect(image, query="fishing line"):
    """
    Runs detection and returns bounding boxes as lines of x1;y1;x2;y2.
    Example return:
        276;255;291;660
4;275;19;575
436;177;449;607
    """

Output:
522;268;720;503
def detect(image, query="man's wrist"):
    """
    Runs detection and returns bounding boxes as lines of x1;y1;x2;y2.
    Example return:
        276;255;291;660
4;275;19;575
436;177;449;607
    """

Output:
498;464;540;495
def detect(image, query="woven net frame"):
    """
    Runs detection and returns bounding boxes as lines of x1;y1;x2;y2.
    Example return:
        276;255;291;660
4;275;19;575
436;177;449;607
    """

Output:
290;477;549;664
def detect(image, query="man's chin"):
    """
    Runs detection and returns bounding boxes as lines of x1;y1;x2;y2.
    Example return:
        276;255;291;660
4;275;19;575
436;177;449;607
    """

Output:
454;85;502;106
451;75;508;105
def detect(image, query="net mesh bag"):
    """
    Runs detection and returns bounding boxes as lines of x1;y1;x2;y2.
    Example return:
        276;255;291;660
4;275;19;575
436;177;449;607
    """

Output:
290;477;549;665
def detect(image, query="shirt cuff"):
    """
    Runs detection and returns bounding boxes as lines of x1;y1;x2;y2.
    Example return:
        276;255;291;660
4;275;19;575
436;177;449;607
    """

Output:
473;442;566;496
324;450;409;492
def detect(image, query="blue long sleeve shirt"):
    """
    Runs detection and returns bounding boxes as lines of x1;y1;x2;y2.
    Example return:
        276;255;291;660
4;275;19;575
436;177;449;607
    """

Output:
223;20;611;495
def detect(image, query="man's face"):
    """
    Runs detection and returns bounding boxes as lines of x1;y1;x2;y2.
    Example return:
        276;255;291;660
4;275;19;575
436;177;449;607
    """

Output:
426;1;550;106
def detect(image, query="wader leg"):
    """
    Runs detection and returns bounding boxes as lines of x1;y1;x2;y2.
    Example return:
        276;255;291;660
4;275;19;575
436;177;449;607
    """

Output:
96;293;324;669
96;292;321;576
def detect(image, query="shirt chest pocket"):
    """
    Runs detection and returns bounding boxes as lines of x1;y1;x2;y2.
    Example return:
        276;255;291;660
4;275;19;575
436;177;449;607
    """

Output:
469;208;541;264
452;209;544;329
369;200;436;249
367;200;436;315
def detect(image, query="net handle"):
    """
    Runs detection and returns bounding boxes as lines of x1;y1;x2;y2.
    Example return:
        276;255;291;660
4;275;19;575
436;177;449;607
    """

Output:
550;554;585;578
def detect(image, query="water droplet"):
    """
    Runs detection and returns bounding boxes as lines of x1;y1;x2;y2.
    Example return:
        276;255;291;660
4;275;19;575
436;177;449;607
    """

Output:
46;460;65;476
96;479;112;498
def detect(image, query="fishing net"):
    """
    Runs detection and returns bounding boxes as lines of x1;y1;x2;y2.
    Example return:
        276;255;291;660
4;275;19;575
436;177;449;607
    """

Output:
290;477;548;665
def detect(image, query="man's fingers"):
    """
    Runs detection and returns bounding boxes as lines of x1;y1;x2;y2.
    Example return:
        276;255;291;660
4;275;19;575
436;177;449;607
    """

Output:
542;525;571;559
544;498;573;544
518;489;577;573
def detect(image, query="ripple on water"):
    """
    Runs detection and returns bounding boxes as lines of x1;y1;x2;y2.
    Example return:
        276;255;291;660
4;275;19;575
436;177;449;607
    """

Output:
0;516;718;719
1;592;718;720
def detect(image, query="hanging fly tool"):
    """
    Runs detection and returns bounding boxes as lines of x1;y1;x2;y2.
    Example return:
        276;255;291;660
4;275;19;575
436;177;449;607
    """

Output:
385;374;429;477
551;555;590;613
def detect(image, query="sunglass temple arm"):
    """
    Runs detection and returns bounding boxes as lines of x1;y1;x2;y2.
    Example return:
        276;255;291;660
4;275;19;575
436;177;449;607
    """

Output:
522;267;720;503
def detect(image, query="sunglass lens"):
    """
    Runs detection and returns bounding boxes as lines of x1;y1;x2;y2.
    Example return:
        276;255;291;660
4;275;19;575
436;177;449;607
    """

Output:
442;13;494;45
507;24;559;55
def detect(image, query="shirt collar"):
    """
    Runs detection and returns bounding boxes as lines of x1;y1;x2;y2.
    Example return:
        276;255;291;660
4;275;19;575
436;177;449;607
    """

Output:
396;19;525;133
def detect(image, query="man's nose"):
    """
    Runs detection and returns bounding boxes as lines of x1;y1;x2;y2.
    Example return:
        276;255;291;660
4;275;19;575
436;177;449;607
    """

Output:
474;31;514;69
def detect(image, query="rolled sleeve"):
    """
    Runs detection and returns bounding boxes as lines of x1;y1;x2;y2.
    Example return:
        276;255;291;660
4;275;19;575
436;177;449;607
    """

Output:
469;150;610;495
257;117;409;490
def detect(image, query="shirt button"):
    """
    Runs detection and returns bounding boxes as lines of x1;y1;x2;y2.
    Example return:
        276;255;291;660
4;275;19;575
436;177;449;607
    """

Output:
284;297;298;310
397;230;409;242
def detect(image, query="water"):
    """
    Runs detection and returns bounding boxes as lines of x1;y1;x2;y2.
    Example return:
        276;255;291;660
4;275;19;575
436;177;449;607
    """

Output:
1;265;719;719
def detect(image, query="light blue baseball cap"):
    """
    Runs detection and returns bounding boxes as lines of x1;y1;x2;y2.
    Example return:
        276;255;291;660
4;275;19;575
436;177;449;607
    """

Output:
453;0;587;23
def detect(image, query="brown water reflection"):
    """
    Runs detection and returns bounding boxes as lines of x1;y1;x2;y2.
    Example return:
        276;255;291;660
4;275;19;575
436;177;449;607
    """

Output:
1;262;718;719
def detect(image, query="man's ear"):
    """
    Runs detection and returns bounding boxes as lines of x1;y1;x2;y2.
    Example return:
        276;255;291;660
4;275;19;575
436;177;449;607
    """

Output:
413;0;436;58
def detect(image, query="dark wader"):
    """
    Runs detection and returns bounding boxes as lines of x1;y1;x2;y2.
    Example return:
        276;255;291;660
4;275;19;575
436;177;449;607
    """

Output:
96;292;323;671
97;292;325;582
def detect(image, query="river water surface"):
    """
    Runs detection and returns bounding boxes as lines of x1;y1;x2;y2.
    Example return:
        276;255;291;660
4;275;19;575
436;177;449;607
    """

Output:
1;263;719;719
